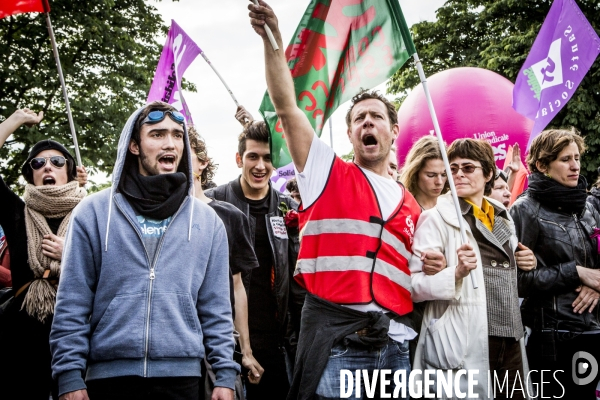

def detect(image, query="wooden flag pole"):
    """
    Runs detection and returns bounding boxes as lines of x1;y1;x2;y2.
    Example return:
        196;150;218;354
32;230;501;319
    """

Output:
413;53;478;289
44;7;82;166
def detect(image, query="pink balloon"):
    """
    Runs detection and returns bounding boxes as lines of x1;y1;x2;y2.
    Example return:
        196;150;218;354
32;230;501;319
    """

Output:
396;67;533;170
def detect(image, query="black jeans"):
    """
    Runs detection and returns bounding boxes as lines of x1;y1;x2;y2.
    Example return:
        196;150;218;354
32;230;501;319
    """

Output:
86;376;199;400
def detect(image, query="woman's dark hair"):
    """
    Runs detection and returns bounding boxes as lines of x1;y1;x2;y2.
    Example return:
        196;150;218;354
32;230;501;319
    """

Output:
526;128;586;173
447;139;496;196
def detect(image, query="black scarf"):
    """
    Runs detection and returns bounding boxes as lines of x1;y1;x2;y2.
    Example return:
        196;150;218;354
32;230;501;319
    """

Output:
527;172;588;215
119;161;188;220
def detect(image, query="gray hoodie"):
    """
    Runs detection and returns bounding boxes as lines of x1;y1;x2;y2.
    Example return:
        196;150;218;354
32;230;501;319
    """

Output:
50;106;239;396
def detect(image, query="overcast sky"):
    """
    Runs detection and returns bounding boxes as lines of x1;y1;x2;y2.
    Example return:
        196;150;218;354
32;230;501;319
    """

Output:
148;0;446;186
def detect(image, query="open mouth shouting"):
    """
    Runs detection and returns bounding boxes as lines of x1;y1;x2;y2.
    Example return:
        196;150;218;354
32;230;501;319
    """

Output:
362;134;378;148
158;153;177;171
42;175;56;185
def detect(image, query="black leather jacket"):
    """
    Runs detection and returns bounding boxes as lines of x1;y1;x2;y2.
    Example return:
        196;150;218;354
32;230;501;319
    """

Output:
205;178;305;340
510;193;600;331
588;187;600;217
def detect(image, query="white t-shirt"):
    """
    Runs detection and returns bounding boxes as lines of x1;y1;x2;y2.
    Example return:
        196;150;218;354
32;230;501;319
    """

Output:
295;134;417;342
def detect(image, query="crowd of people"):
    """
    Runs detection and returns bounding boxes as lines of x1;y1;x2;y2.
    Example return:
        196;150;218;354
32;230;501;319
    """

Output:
1;1;600;400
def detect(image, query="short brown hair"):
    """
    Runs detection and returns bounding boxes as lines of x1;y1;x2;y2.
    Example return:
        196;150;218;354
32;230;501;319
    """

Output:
526;128;585;173
286;178;298;193
400;135;448;195
132;101;178;146
345;89;397;129
238;121;270;157
447;139;496;196
188;127;218;189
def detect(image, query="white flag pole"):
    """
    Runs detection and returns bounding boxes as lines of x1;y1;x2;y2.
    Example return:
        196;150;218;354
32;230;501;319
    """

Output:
251;0;279;51
44;11;82;166
413;53;478;289
328;117;333;150
199;51;240;108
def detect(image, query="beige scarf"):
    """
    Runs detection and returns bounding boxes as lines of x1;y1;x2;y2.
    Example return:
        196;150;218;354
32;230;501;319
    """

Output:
22;181;86;322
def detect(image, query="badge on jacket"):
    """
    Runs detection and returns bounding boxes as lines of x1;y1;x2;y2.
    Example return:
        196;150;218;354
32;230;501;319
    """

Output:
270;216;288;239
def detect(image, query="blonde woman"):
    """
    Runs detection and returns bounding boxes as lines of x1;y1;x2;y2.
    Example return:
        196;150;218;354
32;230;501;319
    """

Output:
400;136;448;210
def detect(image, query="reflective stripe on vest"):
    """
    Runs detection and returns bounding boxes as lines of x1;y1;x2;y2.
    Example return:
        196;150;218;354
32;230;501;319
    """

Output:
295;256;412;293
300;218;412;261
294;157;420;315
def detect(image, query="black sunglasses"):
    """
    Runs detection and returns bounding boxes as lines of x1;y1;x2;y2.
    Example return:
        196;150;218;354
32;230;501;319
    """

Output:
30;156;66;170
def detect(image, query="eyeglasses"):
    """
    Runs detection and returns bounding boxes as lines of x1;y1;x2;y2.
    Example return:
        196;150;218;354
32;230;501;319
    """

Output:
141;110;185;126
450;165;483;175
30;156;66;170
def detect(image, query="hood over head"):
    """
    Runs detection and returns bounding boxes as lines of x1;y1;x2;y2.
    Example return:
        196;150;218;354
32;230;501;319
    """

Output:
111;105;193;191
104;104;195;251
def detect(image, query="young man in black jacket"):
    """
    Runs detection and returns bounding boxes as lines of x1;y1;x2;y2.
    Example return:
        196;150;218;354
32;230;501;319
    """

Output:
205;121;303;400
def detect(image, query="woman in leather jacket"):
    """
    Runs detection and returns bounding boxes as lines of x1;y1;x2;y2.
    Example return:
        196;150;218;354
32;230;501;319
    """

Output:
510;128;600;399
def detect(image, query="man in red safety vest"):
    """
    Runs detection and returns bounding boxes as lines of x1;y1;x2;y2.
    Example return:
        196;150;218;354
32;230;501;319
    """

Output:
249;2;446;399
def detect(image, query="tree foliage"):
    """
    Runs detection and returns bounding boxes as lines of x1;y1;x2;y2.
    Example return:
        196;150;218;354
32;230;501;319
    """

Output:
0;0;183;190
388;0;600;184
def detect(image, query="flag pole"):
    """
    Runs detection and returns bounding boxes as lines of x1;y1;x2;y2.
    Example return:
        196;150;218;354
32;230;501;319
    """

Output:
199;51;240;107
43;3;82;167
251;0;279;51
413;53;478;289
328;117;333;150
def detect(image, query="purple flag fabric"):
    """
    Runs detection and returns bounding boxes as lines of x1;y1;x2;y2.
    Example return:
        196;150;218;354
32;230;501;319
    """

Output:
147;20;201;124
512;0;600;147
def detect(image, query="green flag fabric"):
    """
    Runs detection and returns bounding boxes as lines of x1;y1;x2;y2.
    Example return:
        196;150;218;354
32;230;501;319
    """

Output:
259;0;416;168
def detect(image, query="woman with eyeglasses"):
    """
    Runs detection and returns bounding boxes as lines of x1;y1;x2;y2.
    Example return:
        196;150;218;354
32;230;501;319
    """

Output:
400;135;448;211
510;129;600;398
410;139;535;399
0;108;87;400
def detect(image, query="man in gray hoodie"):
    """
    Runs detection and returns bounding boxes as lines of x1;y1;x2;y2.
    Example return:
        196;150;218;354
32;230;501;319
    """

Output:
50;101;239;400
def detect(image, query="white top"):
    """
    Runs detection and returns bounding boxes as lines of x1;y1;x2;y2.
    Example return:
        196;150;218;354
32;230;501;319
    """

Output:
295;134;417;342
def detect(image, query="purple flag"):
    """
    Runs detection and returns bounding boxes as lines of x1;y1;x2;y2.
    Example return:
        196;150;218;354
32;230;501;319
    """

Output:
512;0;600;147
147;20;201;124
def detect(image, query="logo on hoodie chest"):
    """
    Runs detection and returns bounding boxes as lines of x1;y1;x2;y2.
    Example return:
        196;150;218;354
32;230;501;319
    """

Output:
137;215;172;238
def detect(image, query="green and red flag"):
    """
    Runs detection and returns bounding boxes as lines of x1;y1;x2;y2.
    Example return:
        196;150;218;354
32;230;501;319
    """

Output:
259;0;416;168
0;0;49;19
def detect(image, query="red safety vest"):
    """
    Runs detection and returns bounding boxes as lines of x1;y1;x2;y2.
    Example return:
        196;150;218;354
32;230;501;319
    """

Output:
295;157;421;316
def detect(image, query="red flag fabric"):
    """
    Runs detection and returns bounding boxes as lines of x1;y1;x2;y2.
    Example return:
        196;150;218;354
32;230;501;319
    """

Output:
0;0;49;19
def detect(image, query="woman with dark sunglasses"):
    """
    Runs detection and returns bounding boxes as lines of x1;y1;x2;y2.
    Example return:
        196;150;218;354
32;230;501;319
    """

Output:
510;129;600;398
0;108;87;400
409;138;535;399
